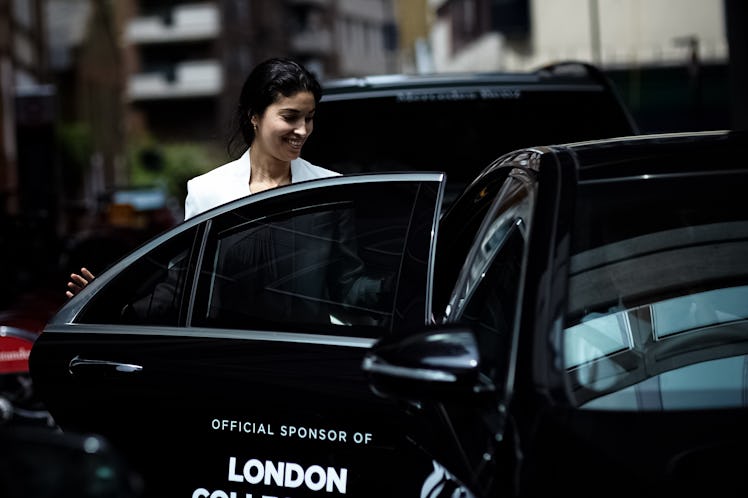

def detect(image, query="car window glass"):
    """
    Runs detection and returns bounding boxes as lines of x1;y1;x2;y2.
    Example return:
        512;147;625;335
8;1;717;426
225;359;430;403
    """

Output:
566;285;748;370
449;172;533;385
76;227;199;325
306;88;634;204
460;224;525;382
565;170;748;411
566;285;748;411
191;181;438;337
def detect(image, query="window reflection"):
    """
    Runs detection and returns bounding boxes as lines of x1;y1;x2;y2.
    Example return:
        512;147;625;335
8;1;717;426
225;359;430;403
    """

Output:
565;285;748;410
653;285;748;338
199;205;392;331
582;355;748;411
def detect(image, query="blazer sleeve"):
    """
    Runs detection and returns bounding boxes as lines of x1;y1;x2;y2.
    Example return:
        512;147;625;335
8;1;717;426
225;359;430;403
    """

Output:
184;178;201;221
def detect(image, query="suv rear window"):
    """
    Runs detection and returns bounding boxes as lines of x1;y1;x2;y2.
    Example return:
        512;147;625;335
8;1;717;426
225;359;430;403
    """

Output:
304;63;637;202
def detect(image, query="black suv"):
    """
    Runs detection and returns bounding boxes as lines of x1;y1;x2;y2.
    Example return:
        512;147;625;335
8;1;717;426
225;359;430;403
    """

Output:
305;61;638;202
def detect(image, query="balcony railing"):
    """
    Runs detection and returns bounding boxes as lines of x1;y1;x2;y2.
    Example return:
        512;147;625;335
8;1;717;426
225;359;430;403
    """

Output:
127;60;223;100
126;2;220;43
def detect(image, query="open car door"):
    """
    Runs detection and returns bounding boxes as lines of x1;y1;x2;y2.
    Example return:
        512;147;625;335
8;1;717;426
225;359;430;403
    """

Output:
31;173;446;498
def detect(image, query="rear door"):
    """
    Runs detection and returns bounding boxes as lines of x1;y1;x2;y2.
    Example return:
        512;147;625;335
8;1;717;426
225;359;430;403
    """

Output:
30;173;445;498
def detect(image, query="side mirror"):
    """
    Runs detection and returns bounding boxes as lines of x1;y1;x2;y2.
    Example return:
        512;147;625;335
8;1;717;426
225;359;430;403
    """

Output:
0;427;143;498
362;326;490;402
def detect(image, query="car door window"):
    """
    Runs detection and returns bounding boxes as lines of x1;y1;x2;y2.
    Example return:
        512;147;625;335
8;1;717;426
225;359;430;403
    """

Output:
448;169;534;386
461;224;525;380
191;179;441;337
75;226;200;325
565;170;748;410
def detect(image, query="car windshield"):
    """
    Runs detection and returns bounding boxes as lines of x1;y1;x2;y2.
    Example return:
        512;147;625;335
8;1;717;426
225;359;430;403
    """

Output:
563;169;748;411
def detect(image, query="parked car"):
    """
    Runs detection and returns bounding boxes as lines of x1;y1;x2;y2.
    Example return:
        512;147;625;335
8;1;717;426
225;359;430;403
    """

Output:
29;129;747;497
365;129;748;497
305;60;638;204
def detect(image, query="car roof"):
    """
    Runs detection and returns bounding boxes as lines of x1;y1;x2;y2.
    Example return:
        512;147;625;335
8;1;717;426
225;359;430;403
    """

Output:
555;129;747;181
320;61;620;100
445;129;745;229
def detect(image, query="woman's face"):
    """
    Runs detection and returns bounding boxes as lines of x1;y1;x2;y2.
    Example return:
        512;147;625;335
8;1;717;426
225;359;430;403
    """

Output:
252;91;316;163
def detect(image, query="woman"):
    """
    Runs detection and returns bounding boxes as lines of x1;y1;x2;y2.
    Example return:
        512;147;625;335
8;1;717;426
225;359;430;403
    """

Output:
67;57;338;297
184;56;338;219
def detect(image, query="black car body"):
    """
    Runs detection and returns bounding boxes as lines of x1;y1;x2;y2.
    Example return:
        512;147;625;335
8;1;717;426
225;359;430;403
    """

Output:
367;129;748;497
30;129;748;497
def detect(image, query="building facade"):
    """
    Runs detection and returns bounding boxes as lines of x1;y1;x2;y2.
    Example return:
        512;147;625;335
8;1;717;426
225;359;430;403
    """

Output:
123;0;398;145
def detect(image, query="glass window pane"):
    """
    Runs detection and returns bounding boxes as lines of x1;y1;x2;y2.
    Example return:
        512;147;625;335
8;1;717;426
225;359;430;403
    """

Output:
566;168;748;411
77;228;199;325
460;226;524;381
192;182;432;337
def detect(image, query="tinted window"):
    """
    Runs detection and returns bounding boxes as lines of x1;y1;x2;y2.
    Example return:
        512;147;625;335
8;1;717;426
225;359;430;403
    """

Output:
191;181;438;337
461;224;524;381
565;169;748;410
76;227;199;325
449;171;534;385
437;173;532;474
305;87;633;201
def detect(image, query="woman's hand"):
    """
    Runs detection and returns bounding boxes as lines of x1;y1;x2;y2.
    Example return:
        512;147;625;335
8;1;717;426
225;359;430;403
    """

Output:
66;267;96;298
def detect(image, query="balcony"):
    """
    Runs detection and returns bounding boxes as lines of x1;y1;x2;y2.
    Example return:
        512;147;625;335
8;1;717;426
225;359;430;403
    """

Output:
126;2;220;44
127;60;223;100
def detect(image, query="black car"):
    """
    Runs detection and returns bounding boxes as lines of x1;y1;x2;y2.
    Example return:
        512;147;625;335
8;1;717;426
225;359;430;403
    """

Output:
305;61;638;204
30;129;748;497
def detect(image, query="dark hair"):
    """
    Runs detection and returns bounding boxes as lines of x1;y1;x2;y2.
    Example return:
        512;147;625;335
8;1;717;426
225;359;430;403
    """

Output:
227;57;322;158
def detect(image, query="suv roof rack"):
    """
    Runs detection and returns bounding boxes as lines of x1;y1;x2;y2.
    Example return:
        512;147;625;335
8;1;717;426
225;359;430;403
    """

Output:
322;60;608;93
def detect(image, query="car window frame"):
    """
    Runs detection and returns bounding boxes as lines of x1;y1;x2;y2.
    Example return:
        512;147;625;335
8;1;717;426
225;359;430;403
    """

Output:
445;163;537;401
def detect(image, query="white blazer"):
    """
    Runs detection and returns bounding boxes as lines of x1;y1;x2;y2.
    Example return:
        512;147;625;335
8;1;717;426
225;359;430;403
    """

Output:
184;149;340;220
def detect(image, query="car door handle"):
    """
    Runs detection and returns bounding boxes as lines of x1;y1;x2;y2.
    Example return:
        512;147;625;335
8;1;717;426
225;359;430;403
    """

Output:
68;355;144;375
